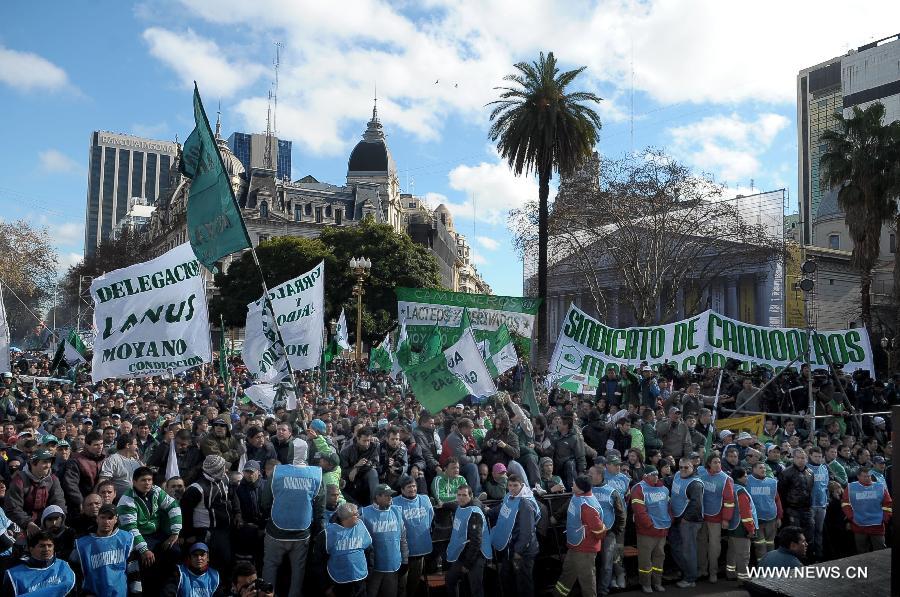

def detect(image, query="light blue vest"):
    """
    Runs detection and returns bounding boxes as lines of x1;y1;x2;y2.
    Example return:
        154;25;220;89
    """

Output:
808;463;830;508
447;506;492;562
566;494;602;546
176;564;220;597
5;559;76;597
746;475;778;521
593;484;617;529
392;494;434;557
728;485;759;531
271;464;322;531
606;472;631;503
700;469;730;516
75;529;133;597
326;521;372;583
490;493;521;550
0;508;13;557
638;481;671;529
872;470;887;487
361;505;404;572
848;481;885;527
670;474;703;518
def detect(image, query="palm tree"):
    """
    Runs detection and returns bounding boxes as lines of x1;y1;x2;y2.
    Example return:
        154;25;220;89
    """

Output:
819;102;900;328
488;52;601;368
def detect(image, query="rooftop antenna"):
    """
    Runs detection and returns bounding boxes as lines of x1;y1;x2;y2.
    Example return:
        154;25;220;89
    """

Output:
373;81;379;122
273;42;283;135
264;89;274;170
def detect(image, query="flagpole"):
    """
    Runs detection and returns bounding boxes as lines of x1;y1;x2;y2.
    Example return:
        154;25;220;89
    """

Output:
249;247;303;414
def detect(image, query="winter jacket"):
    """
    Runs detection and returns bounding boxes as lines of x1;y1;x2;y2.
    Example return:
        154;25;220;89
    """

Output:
412;427;440;471
340;438;381;482
179;474;241;542
62;451;106;510
117;485;182;553
553;430;586;474
655;419;693;459
778;464;814;509
480;428;520;470
641;422;663;451
245;441;278;471
201;433;242;469
148;443;204;486
441;431;477;467
458;503;487;568
582;422;610;456
5;469;65;529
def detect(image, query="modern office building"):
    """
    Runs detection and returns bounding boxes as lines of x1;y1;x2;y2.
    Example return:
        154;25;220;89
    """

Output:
84;131;177;255
797;33;900;246
226;132;292;181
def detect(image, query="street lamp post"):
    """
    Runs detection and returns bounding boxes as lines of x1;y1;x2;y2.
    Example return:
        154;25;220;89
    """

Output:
350;257;372;363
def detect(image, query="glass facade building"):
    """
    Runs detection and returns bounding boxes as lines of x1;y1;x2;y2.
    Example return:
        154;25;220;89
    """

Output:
84;131;176;255
227;132;292;181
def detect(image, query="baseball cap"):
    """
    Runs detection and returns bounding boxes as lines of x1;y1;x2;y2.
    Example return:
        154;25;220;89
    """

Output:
374;483;395;496
689;452;700;459
32;448;54;462
57;440;69;448
874;455;886;464
766;443;779;454
874;416;886;426
719;430;734;441
606;455;622;465
98;504;117;518
736;431;754;441
211;418;227;427
641;365;652;372
189;542;209;554
41;435;59;445
242;460;260;472
643;465;658;475
492;463;507;474
311;419;327;433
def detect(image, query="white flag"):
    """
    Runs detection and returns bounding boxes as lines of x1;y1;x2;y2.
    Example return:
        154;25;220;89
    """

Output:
443;327;497;397
0;284;9;374
336;308;350;350
251;261;324;371
165;439;180;481
90;243;211;380
243;300;292;385
245;383;277;411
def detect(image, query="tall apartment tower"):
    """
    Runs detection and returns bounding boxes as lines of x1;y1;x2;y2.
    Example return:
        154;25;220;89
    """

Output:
84;131;178;255
226;132;292;181
797;33;900;246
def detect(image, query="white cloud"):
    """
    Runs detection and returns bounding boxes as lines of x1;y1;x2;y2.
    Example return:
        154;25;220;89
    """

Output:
0;45;69;92
131;121;170;139
667;112;790;183
49;222;84;246
142;28;267;98
57;252;83;274
443;158;543;225
470;250;487;266
38;150;80;174
477;236;500;250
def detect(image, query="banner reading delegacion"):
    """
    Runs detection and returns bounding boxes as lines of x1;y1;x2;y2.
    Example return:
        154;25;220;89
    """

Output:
90;243;211;379
396;287;541;350
549;304;874;379
249;261;324;372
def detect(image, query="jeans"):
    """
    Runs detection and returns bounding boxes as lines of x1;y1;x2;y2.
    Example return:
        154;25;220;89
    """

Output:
460;462;481;495
446;556;484;597
596;532;616;595
785;508;814;560
500;554;535;597
561;460;577;491
670;520;701;582
367;570;398;597
520;453;540;488
812;507;826;560
262;534;309;597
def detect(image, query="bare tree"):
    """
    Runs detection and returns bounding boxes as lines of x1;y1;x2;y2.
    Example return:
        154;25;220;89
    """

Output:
0;220;58;341
511;150;786;325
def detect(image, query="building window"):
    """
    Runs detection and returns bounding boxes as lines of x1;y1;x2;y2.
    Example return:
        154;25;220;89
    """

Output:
891;233;896;253
325;205;332;218
335;209;342;225
315;207;323;223
295;206;302;222
259;234;269;243
828;234;840;250
260;201;269;218
305;203;312;216
344;208;351;221
829;279;834;285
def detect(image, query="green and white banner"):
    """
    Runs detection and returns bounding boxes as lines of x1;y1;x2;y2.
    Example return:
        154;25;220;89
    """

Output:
90;243;211;379
549;303;875;380
250;261;324;372
243;299;292;385
396;287;541;350
479;324;518;378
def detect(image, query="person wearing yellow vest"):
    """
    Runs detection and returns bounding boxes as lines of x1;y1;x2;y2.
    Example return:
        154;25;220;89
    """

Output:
630;466;670;594
554;476;606;597
842;466;892;553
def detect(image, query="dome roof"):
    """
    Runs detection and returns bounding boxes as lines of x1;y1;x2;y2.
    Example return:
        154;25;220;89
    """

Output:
348;140;389;172
217;138;245;178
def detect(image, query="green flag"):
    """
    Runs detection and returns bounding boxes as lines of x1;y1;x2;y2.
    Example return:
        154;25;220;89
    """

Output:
459;307;471;331
369;334;393;372
50;330;88;375
521;369;540;416
482;324;518;379
421;324;443;360
405;353;471;414
181;83;251;271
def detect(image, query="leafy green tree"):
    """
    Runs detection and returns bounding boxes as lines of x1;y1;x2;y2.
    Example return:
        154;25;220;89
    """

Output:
211;218;442;343
488;51;602;367
820;102;900;328
0;220;58;343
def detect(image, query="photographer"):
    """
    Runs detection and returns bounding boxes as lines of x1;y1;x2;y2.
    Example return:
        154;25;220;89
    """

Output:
480;414;520;472
665;383;704;419
377;427;408;489
230;561;274;597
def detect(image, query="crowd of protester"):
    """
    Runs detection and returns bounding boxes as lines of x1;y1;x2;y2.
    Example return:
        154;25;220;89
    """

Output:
0;347;897;597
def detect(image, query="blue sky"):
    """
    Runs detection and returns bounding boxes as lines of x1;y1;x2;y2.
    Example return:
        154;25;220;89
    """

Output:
2;1;899;297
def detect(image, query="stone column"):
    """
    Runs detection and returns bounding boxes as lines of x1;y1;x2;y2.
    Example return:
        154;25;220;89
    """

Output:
726;277;738;319
755;273;770;325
